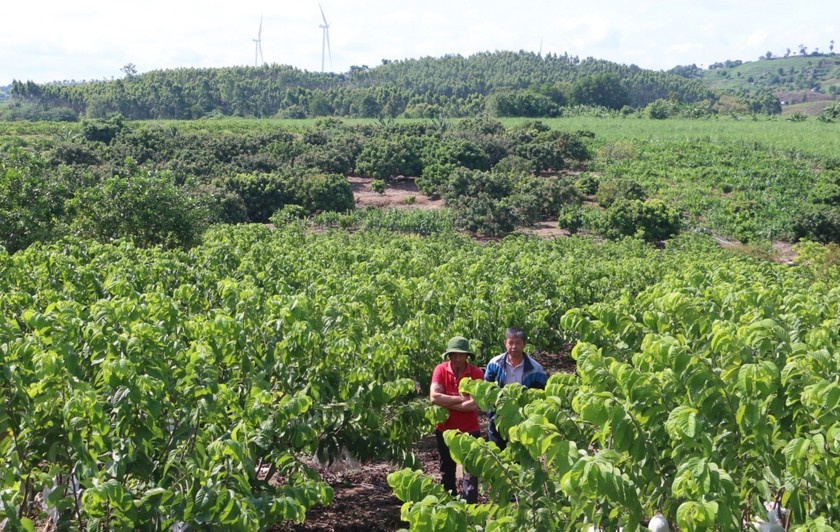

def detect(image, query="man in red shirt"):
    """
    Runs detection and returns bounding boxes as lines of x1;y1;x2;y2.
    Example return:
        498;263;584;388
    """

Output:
429;336;484;503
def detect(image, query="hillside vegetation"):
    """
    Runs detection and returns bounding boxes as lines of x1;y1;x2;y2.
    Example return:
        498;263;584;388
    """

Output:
3;52;716;121
671;54;840;115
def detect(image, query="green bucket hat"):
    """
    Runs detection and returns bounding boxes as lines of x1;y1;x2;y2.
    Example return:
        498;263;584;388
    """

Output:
444;336;473;358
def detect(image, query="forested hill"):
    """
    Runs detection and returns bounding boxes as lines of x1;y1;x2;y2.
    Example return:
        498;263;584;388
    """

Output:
345;51;714;107
7;51;718;120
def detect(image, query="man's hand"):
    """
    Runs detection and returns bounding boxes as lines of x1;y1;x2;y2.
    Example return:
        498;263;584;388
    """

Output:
430;382;478;411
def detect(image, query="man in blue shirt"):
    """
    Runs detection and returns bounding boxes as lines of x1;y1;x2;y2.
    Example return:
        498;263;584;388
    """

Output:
484;326;548;450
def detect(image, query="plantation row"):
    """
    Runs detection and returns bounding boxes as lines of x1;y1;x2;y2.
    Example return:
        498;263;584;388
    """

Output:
3;224;840;529
2;225;705;530
390;240;840;530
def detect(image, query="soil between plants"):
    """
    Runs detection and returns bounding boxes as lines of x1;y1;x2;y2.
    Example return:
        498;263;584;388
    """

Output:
272;346;576;532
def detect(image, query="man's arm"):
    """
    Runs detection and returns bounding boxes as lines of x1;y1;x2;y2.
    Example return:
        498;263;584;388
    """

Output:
484;361;498;383
453;396;478;412
430;382;466;408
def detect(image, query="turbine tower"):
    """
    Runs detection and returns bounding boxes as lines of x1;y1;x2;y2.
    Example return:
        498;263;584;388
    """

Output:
253;15;265;66
318;4;332;72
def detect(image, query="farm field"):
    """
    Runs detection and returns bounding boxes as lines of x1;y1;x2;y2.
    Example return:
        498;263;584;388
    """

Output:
3;114;840;530
498;116;840;161
3;225;840;530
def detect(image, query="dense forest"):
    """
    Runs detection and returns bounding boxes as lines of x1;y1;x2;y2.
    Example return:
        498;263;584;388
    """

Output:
5;51;729;120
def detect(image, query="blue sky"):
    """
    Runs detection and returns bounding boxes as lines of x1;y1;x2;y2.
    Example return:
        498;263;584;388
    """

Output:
1;0;837;85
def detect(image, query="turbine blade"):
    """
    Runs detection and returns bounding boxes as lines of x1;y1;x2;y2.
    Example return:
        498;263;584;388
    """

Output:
318;3;328;26
259;14;263;38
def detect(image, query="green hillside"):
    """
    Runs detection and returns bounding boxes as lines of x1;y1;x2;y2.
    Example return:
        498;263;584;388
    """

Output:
688;55;840;114
4;51;840;120
2;51;715;121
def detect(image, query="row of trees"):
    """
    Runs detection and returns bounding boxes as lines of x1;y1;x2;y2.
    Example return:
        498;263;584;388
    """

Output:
2;117;605;252
6;51;719;121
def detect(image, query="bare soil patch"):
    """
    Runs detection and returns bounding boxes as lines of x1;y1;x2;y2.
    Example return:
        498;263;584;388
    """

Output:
349;176;444;210
348;176;574;238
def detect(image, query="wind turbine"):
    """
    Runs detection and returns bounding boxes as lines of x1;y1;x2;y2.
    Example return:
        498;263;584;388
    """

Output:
253;15;265;66
318;4;332;72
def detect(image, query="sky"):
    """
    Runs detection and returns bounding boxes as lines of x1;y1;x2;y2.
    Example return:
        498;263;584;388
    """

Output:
1;1;838;86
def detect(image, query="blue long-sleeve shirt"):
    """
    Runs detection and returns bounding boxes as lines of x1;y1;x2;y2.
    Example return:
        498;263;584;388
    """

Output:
484;352;547;390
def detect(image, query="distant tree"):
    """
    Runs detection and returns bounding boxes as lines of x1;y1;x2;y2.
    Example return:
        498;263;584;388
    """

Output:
764;51;773;60
668;64;702;78
121;63;138;78
785;48;791;58
799;44;808;56
831;40;835;53
570;73;629;110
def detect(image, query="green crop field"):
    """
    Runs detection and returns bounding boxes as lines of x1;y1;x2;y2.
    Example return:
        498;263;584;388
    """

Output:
4;114;840;530
499;116;840;160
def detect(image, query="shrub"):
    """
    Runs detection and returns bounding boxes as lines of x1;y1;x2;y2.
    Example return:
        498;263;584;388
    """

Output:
300;173;355;213
422;138;491;172
355;135;423;179
596;198;681;242
444;169;519;236
220;172;295;223
404;195;416;205
647;99;673;119
791;204;840;243
270;204;308;226
417;162;457;197
81;116;125;144
0;148;71;253
186;182;248;225
0;102;78;121
296;133;363;175
451;194;519;236
809;173;840;206
451;116;511;166
574;173;600;195
444;168;513;202
485;90;560;117
595;178;647;207
516;177;583;219
557;205;585;234
70;171;210;249
492;155;532;177
371;179;386;194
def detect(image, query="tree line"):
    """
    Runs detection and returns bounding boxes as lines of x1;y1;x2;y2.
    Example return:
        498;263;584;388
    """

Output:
6;51;722;121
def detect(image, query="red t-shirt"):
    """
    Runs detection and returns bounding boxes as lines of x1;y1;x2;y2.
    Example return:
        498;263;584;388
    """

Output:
431;362;484;433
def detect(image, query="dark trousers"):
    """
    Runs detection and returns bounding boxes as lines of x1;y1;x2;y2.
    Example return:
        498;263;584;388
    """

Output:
487;417;507;451
435;429;480;503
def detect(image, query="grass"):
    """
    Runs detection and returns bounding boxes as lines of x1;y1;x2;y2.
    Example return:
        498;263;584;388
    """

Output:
497;116;840;161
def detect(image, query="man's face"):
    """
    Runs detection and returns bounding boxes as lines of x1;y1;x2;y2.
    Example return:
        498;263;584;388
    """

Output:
504;336;525;358
448;352;468;371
